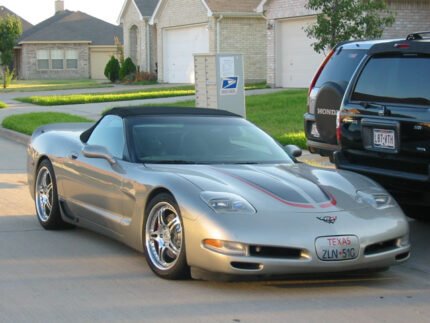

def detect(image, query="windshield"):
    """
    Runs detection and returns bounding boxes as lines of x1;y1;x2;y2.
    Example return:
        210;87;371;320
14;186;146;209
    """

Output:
127;115;293;164
352;54;430;106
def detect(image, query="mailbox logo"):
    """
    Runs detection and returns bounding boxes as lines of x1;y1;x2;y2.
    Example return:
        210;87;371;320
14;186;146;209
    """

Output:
220;77;239;96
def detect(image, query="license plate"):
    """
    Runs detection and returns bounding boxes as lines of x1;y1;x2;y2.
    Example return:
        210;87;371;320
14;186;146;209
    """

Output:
315;235;359;261
311;123;320;138
373;129;395;149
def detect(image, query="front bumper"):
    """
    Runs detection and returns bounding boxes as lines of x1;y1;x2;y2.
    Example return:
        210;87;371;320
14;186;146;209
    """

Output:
184;206;410;277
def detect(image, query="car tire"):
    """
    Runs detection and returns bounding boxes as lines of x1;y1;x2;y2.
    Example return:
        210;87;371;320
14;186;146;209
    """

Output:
144;193;190;279
35;159;71;230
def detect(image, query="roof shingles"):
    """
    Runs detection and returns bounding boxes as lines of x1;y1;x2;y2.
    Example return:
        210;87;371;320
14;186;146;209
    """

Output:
19;10;122;45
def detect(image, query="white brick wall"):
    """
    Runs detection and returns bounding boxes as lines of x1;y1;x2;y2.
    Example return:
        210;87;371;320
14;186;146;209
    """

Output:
121;0;156;72
219;17;267;82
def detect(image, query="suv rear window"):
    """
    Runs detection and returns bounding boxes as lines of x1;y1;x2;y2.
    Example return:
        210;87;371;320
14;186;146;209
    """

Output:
315;48;366;87
352;54;430;106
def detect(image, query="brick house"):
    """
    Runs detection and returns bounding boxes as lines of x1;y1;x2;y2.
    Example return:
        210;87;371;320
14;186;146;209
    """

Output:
149;0;266;83
118;0;159;74
16;0;123;80
257;0;430;88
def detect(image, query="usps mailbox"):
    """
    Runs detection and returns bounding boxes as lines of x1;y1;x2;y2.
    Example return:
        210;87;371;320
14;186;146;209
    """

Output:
194;53;246;117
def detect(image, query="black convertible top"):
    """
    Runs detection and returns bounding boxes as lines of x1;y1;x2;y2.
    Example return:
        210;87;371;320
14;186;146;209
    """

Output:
103;107;240;118
81;106;240;142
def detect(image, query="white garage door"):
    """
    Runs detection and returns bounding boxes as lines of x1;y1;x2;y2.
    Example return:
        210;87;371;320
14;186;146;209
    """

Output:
277;17;325;88
164;25;209;83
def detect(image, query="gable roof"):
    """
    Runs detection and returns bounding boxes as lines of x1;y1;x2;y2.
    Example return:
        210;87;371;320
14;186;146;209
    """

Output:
0;6;33;31
118;0;159;23
150;0;261;24
19;10;123;45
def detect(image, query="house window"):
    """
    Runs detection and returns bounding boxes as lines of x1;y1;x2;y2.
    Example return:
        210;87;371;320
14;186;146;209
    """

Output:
66;49;78;69
51;49;64;69
37;50;49;70
130;25;138;64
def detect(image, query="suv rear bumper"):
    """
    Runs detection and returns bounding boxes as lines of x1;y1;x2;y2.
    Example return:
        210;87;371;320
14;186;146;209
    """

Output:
334;150;430;183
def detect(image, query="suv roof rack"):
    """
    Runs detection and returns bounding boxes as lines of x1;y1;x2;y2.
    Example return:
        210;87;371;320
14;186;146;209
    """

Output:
406;31;430;40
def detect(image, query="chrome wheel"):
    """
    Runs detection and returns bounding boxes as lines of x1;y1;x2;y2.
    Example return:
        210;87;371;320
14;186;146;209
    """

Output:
35;166;54;222
145;201;183;271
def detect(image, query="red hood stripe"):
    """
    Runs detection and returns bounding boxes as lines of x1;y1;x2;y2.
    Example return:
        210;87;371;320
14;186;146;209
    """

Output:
215;169;316;209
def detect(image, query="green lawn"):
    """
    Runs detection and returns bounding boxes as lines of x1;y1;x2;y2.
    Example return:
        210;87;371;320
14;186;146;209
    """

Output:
16;86;195;106
16;83;268;106
135;89;307;147
1;112;93;135
0;79;111;93
0;101;7;109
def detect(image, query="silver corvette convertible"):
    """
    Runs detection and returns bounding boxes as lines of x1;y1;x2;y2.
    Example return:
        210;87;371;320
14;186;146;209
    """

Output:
27;107;410;280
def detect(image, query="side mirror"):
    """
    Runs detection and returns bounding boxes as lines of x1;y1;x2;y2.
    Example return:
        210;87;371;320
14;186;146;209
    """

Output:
284;144;302;158
82;145;117;165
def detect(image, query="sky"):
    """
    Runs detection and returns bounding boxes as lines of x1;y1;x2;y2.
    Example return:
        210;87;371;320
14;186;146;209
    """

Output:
1;0;124;26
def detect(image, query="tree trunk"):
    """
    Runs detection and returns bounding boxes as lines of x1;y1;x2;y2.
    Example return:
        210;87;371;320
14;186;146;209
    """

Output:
2;66;6;89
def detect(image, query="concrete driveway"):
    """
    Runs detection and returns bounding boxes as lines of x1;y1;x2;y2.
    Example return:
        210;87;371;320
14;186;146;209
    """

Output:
0;137;429;322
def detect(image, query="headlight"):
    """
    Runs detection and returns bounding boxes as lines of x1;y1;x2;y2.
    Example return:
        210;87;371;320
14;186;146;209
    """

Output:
356;189;393;209
200;191;256;214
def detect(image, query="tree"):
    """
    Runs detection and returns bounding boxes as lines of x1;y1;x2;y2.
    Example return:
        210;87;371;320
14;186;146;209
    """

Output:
305;0;395;54
119;57;137;81
0;15;22;88
104;56;120;83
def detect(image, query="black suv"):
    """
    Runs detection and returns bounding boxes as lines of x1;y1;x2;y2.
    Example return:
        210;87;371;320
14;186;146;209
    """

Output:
335;32;430;215
305;38;399;161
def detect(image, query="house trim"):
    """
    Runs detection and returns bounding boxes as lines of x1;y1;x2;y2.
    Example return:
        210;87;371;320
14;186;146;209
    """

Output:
150;0;212;25
117;0;144;24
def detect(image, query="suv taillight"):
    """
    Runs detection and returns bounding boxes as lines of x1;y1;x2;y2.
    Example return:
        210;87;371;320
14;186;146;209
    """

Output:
336;111;341;144
308;48;335;95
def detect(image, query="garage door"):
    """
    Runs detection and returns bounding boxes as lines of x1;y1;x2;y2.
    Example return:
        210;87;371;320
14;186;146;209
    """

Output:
277;17;325;88
91;50;115;80
164;25;209;83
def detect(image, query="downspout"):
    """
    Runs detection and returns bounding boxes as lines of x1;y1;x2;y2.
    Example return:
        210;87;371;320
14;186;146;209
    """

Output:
216;15;223;53
146;20;151;72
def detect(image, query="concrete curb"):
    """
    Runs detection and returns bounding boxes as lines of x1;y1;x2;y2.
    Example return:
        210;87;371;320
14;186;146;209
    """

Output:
0;127;30;146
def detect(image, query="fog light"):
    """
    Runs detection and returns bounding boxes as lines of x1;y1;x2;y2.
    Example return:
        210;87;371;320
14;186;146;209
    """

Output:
203;239;247;256
397;234;409;247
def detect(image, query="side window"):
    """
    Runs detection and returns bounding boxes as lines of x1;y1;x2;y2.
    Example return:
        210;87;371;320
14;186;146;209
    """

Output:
87;115;125;159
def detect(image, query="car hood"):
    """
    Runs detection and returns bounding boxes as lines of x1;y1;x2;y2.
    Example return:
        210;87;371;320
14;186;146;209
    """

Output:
146;163;384;213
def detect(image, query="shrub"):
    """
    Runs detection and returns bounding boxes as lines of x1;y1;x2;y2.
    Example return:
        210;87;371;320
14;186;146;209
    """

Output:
119;57;137;81
104;56;120;83
0;101;7;109
136;71;158;82
4;67;15;88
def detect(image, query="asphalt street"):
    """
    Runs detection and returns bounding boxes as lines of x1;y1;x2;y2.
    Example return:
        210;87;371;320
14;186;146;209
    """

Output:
0;137;429;323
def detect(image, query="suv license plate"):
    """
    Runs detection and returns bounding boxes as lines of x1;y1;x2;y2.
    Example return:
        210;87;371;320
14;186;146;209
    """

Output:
315;235;359;261
373;129;395;149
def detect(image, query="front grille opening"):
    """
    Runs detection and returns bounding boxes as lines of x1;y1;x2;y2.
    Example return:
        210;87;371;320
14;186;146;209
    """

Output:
365;239;397;255
396;252;410;261
249;245;302;259
230;262;262;271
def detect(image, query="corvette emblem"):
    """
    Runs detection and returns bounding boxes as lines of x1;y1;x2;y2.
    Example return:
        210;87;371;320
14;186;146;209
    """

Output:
317;216;337;224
